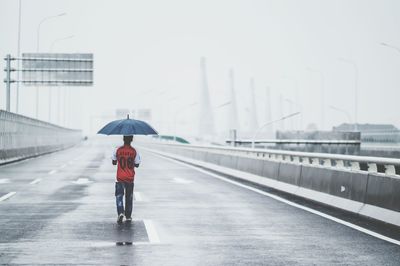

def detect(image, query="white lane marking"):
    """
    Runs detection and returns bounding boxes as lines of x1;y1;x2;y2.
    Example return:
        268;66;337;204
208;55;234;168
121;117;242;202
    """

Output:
134;192;143;201
159;155;400;246
30;178;42;185
60;164;67;169
90;241;156;247
0;192;16;202
72;178;92;184
0;179;10;184
48;170;57;175
143;219;160;243
171;177;193;184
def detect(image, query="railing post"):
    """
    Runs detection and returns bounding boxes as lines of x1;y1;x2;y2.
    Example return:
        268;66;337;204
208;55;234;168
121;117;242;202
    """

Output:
351;162;360;170
385;165;396;175
323;159;332;167
336;160;345;169
367;163;377;173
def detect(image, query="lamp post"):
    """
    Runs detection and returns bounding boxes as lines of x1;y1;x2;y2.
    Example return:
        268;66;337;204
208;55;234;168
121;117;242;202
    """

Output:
338;58;358;131
282;75;301;130
50;35;74;52
381;42;400;54
49;35;74;123
284;98;303;131
284;99;294;130
329;105;352;124
16;0;22;113
35;12;66;119
251;112;301;149
306;67;325;130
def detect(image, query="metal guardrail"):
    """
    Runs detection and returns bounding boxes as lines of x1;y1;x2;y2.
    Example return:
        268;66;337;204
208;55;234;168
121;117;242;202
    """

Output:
150;141;400;175
226;139;361;144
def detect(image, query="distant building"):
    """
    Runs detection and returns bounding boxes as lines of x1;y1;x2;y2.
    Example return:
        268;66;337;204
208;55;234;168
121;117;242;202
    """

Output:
333;123;400;143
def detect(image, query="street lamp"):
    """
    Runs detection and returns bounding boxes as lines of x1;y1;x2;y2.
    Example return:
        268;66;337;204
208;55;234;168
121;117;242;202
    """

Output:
285;98;303;130
381;42;400;54
50;35;74;52
251;112;301;149
282;75;301;129
337;58;358;132
284;99;294;130
16;0;22;113
35;12;66;119
306;67;325;130
329;105;352;124
37;13;66;52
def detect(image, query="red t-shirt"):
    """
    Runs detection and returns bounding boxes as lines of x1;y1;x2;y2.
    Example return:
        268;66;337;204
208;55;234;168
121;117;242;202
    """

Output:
115;145;138;183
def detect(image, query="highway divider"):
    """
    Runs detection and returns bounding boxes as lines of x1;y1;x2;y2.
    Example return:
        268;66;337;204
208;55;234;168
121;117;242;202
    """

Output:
0;110;82;165
143;141;400;227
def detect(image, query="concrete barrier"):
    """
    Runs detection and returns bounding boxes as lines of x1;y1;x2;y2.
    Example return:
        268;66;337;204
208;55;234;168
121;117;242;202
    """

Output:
358;173;400;226
277;162;301;185
364;173;400;212
300;165;333;195
219;154;238;169
261;160;280;180
0;110;82;164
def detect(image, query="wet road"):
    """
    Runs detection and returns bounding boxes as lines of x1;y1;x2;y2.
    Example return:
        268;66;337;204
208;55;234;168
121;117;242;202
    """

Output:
1;137;400;265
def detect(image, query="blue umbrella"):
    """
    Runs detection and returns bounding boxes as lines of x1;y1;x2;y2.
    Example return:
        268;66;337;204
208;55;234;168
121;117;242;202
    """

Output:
97;115;158;135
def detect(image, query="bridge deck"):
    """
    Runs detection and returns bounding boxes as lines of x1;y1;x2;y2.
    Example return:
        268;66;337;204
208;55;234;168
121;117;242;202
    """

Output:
0;139;399;265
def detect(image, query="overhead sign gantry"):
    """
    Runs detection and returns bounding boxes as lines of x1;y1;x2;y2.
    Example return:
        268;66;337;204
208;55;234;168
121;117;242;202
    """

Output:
3;53;93;112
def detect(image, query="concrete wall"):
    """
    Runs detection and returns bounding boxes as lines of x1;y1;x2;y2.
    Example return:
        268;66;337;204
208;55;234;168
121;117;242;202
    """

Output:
0;110;82;164
146;143;400;227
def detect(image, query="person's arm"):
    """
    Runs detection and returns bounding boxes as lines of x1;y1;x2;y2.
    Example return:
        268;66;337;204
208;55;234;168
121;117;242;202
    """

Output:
112;148;117;165
134;152;141;168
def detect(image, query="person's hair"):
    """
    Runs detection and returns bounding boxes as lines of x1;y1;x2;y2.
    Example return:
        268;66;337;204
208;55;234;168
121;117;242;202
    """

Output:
123;135;133;144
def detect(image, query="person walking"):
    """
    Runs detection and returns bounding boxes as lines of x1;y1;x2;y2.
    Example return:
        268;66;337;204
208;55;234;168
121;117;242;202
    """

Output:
112;135;141;224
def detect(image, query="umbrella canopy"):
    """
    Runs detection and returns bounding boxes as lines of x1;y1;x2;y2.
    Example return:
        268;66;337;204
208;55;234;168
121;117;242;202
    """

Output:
97;115;158;135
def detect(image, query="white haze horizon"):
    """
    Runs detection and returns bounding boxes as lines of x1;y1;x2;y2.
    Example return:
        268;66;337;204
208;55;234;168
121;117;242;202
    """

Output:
0;0;399;138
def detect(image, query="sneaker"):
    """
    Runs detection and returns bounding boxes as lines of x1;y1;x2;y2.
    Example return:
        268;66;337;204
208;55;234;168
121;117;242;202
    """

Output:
117;213;124;224
125;217;132;223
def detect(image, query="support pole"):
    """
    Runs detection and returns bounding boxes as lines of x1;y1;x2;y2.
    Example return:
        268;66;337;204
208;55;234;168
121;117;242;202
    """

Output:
4;54;12;112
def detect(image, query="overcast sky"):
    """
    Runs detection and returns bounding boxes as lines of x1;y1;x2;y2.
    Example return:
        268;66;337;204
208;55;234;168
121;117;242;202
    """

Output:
0;0;399;137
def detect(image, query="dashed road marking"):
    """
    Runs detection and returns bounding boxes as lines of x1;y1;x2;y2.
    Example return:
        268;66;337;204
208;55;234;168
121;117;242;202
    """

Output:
134;192;143;201
171;177;193;184
0;179;10;184
30;178;42;185
143;219;160;243
72;178;92;184
158;154;400;247
48;170;57;175
0;192;16;202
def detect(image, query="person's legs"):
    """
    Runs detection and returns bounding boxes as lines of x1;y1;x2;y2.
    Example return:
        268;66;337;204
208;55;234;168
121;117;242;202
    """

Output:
124;182;134;219
115;182;125;216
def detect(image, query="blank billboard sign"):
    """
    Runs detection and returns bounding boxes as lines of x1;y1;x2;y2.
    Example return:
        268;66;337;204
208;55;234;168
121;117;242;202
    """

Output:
21;53;93;86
